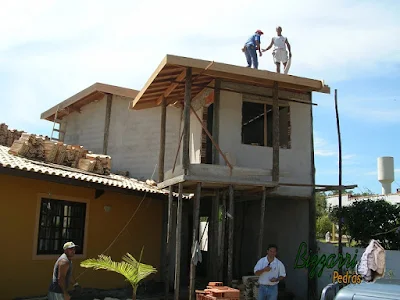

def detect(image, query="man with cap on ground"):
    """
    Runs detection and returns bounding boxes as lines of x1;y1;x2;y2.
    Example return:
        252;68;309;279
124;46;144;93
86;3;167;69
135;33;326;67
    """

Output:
48;241;78;300
262;26;292;73
242;29;264;69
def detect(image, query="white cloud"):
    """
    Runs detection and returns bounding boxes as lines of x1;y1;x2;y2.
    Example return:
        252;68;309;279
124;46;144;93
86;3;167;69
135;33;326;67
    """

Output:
0;0;399;133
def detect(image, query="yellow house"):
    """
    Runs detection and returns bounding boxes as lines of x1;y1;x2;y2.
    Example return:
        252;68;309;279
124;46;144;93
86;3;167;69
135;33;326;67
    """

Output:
0;144;183;300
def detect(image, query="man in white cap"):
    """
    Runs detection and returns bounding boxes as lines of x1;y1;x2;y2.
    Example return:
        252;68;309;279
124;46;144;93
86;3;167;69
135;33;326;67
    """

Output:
262;26;292;73
48;241;78;300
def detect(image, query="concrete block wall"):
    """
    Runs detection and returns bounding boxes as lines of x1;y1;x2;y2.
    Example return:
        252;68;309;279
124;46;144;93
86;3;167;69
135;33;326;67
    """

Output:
62;95;182;181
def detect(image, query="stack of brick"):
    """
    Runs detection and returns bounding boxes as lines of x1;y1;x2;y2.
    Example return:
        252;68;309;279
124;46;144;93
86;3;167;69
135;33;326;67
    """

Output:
196;282;240;300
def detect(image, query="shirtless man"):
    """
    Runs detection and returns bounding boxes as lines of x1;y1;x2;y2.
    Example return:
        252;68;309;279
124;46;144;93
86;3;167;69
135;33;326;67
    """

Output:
262;26;292;73
48;242;78;300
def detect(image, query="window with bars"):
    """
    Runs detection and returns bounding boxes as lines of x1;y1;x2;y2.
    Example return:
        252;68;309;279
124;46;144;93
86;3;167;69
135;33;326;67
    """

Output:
241;101;291;148
37;198;86;255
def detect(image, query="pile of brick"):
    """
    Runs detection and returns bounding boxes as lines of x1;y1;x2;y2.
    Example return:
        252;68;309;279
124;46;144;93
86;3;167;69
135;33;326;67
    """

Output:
196;282;240;300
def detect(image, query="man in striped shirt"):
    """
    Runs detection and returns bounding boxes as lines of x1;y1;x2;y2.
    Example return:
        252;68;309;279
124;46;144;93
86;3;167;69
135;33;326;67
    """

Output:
262;26;292;73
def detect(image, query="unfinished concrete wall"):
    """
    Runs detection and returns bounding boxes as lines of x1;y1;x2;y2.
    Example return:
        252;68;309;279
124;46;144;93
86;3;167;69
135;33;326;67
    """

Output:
217;86;313;197
235;196;310;300
63;95;182;181
63;96;107;154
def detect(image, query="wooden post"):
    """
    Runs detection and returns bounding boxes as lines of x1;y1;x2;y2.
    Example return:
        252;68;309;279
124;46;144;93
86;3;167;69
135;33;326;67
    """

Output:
257;187;267;258
165;185;174;300
218;191;227;281
102;93;113;155
308;92;318;299
174;183;183;300
335;89;343;275
182;68;192;174
272;82;280;182
227;185;234;286
159;97;167;182
189;183;202;300
210;190;220;279
212;79;221;165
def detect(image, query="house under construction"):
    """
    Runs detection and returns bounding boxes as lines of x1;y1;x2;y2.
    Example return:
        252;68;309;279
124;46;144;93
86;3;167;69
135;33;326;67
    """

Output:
40;54;357;300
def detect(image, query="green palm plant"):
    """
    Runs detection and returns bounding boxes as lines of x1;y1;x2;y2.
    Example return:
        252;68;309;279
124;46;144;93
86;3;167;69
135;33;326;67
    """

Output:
80;247;157;300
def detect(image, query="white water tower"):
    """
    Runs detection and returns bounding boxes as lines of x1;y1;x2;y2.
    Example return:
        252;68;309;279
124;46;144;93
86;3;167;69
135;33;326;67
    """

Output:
377;156;395;195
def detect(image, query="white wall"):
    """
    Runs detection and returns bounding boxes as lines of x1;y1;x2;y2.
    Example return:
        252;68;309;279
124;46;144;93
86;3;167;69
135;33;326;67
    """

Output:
63;95;182;181
327;194;400;209
218;90;313;196
316;241;400;297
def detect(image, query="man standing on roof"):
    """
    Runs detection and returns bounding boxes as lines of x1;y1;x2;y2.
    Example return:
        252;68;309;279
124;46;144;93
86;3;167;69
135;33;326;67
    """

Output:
262;26;292;73
48;241;78;300
242;30;264;69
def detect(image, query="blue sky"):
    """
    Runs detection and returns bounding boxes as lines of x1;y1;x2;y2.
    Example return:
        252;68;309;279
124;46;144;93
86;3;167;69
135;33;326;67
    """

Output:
1;0;399;195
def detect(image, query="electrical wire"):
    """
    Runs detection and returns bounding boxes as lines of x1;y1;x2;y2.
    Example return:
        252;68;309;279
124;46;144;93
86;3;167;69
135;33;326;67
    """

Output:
74;164;158;282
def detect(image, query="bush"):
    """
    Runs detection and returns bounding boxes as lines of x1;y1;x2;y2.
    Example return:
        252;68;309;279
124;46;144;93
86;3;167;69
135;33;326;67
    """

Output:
316;215;333;239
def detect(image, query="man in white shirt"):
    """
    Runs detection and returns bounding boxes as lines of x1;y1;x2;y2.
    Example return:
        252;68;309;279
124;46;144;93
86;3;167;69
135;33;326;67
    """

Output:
254;244;286;300
262;26;292;73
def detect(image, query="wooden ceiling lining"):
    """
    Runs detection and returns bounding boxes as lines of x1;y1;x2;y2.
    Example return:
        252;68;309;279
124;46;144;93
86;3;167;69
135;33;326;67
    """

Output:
129;54;330;110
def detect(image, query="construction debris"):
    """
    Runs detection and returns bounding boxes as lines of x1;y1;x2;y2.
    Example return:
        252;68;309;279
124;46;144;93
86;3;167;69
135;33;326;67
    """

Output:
196;282;240;300
0;123;24;147
2;123;112;175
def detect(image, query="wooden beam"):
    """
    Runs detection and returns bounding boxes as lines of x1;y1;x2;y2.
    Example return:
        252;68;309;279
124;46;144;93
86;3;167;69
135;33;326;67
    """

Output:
173;80;318;106
257;187;267;258
272;82;280;182
103;93;113;155
189;182;202;300
174;183;183;300
211;189;220;279
182;68;192;173
308;91;318;299
212;79;221;165
190;105;233;170
159;97;167;182
156;69;186;106
94;189;105;199
218;191;227;281
165;185;174;300
227;185;234;286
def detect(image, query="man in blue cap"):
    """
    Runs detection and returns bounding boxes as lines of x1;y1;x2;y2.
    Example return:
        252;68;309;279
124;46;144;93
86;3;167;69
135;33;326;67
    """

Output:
242;29;264;69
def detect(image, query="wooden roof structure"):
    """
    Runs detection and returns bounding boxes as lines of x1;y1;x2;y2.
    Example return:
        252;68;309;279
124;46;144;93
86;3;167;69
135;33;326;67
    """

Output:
41;82;139;121
129;54;331;110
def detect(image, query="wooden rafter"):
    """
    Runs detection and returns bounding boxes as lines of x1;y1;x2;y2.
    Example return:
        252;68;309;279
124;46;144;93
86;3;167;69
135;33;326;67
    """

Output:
155;69;186;106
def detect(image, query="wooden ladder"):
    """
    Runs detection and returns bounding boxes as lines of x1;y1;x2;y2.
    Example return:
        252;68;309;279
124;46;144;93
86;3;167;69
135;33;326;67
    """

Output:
50;106;67;142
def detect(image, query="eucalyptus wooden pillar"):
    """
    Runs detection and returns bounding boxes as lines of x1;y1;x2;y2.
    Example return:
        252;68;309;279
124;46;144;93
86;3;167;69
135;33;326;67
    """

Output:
257;187;267;258
182;68;192;174
189;183;202;300
272;82;280;182
164;185;174;300
174;183;183;300
227;185;235;286
159;97;167;182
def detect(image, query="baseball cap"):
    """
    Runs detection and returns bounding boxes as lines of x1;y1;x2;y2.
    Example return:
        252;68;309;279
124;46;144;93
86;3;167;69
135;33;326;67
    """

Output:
256;30;264;35
63;241;79;250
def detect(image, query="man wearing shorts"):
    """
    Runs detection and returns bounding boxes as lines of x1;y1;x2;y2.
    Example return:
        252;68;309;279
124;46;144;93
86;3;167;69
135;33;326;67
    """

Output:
262;26;292;73
48;241;78;300
242;30;264;69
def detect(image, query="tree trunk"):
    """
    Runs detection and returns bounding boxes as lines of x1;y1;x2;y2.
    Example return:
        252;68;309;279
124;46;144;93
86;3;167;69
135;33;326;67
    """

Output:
132;292;136;300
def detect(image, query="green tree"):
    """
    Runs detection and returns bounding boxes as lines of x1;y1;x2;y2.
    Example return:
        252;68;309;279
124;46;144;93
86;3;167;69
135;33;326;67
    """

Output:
316;192;328;218
329;199;400;250
80;248;157;300
316;215;333;239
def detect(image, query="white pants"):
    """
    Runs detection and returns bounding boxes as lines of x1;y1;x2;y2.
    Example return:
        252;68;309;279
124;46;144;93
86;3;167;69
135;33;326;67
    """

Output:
273;48;288;64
